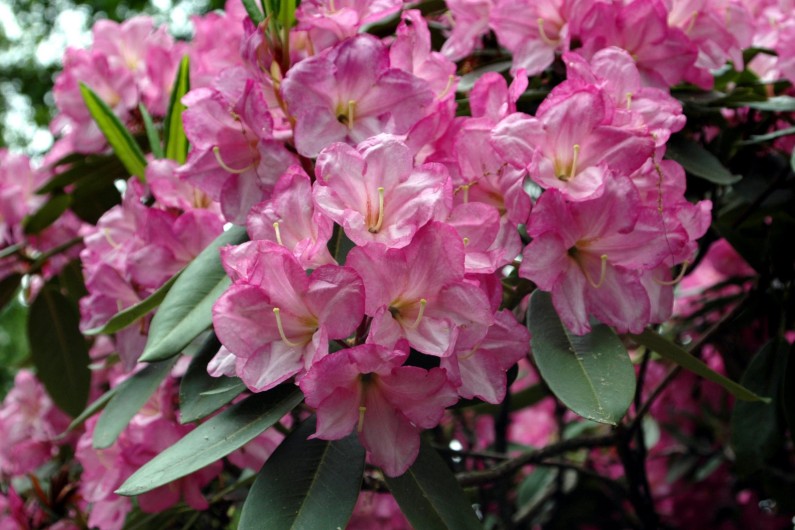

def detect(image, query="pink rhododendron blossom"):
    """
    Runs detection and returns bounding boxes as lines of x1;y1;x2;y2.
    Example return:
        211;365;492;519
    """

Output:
247;166;335;268
190;0;248;87
299;342;458;476
440;0;493;60
213;241;364;391
314;135;452;248
296;0;404;52
348;491;410;530
281;34;435;157
347;222;494;356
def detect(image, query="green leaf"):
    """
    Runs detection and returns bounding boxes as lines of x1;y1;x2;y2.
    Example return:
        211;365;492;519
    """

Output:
239;417;364;530
743;96;795;112
163;56;190;164
527;291;636;426
69;171;123;224
93;358;178;449
665;135;741;185
241;0;264;25
279;0;296;29
116;386;302;496
37;153;125;195
139;103;163;159
179;333;246;424
79;83;148;179
139;226;248;362
27;285;91;417
85;272;181;336
0;274;22;311
730;341;787;475
385;440;481;530
23;194;72;234
65;387;117;434
783;343;795;439
737;125;795;145
631;328;770;403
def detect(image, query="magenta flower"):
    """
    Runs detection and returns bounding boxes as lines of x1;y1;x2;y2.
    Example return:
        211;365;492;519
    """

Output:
299;343;458;476
281;34;435;157
213;241;364;391
314;135;452;248
347;222;494;356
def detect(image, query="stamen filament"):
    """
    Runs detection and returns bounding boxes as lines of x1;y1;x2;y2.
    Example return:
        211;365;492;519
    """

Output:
626;92;633;110
537;18;557;46
213;146;256;174
346;100;356;130
569;144;580;180
406;298;427;329
583;254;608;289
369;187;385;233
436;75;456;100
273;307;300;347
273;221;284;246
357;406;366;433
654;261;690;286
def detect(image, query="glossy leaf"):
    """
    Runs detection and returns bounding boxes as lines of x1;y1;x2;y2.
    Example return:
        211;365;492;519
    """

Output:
239;417;364;530
37;153;125;195
27;285;91;417
85;272;180;335
241;0;264;25
92;358;178;449
665;135;741;185
79;83;147;179
163;56;190;164
65;387;117;434
139;103;163;159
527;291;635;426
23;194;72;234
139;226;248;362
730;341;787;475
116;386;302;496
385;440;481;530
631;328;770;403
179;333;246;424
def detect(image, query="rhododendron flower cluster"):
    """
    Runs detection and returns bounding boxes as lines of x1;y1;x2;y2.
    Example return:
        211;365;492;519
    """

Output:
1;0;794;527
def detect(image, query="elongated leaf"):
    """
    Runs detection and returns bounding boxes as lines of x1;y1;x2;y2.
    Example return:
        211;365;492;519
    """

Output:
163;56;190;164
37;154;125;195
80;83;147;179
23;194;72;234
241;0;264;24
28;285;91;417
738;125;795;145
631;328;769;402
0;274;22;311
743;96;795;112
665;135;741;185
527;291;635;426
93;358;178;449
140;226;248;362
116;386;302;496
70;171;122;224
239;417;364;530
179;333;246;424
86;272;180;335
139;104;163;159
731;341;786;475
64;387;117;434
385;440;481;530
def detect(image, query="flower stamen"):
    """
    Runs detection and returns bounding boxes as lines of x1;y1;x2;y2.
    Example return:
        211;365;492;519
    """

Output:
213;146;256;174
583;254;608;289
272;307;300;347
368;187;385;233
273;221;284;246
537;18;557;46
357;406;366;433
405;298;427;329
654;261;690;286
569;144;580;181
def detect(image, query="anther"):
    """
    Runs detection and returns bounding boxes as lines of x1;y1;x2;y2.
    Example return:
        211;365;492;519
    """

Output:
458;183;471;204
569;144;580;180
625;93;633;110
406;299;427;329
368;187;385;233
213;146;256;174
583;254;608;289
537;18;557;46
357;406;366;433
463;237;470;246
273;221;284;246
273;307;300;347
654;261;690;286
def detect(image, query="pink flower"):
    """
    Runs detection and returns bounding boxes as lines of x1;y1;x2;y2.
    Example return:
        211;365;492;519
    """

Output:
299;343;458;476
314;135;452;248
296;0;404;52
212;241;365;391
440;0;493;60
347;222;494;356
281;34;435;157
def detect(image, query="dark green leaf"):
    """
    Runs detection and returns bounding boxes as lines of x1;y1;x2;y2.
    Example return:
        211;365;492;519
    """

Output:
730;341;787;475
179;333;246;424
139;103;163;159
23;194;72;234
27;285;90;417
79;83;147;179
239;417;364;530
665;135;741;185
0;274;22;311
743;96;795;112
65;387;117;434
85;272;181;336
69;169;123;224
163;56;190;164
241;0;264;25
385;440;481;530
37;154;125;195
632;328;770;403
139;226;248;362
116;386;302;496
527;291;636;425
93;357;178;449
737;125;795;145
783;343;795;439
